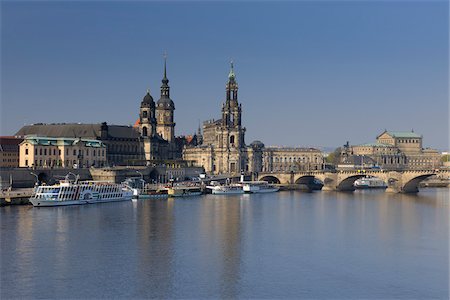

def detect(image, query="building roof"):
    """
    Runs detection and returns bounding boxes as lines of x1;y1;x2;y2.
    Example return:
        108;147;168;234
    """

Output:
355;143;394;148
141;91;155;107
21;136;105;147
378;130;422;139
16;123;140;139
157;96;175;108
265;146;321;152
0;137;23;152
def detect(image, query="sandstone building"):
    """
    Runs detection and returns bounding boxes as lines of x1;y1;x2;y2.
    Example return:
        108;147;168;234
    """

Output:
183;63;324;175
343;130;441;170
16;58;182;167
19;136;106;168
0;137;23;168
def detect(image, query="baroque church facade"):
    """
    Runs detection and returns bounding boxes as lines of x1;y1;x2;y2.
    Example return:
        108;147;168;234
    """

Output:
183;62;325;175
183;63;264;174
136;57;180;161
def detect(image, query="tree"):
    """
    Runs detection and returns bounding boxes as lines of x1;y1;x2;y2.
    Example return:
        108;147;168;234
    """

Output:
326;147;342;165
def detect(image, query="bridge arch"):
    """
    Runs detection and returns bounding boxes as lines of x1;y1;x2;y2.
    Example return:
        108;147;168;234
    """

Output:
259;175;281;184
402;174;435;193
337;175;366;191
294;175;324;191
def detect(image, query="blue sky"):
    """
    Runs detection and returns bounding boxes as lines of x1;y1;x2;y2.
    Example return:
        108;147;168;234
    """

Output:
1;1;448;150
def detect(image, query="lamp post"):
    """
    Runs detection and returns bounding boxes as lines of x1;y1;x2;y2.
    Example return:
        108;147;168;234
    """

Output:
30;172;39;188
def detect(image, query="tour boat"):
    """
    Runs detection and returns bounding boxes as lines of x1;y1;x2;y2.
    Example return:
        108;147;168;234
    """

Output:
167;186;202;197
30;180;133;207
354;176;387;189
240;181;279;193
207;184;244;195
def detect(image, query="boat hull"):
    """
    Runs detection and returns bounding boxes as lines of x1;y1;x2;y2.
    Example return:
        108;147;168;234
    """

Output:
211;189;244;195
30;196;131;207
244;187;279;194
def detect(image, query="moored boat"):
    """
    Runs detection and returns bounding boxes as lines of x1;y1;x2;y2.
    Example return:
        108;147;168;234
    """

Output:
240;181;279;193
354;176;387;189
167;186;202;197
138;187;169;199
207;184;244;195
30;179;133;207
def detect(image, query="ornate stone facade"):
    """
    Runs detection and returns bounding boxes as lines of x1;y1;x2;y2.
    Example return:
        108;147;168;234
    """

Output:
183;63;264;175
136;57;179;162
349;130;441;170
19;136;106;168
262;147;324;172
183;63;324;175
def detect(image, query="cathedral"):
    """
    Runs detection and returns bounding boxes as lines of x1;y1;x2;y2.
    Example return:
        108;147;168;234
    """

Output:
136;57;180;161
183;62;264;174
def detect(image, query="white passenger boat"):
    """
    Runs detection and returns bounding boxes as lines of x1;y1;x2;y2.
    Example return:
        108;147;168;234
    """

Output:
30;179;133;207
240;181;279;193
207;184;244;195
354;176;387;189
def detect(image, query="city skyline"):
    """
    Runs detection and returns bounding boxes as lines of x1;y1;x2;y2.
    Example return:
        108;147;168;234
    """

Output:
1;1;448;150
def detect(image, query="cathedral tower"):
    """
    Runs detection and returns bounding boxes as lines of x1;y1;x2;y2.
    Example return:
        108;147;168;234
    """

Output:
221;61;244;148
139;89;156;138
156;55;176;142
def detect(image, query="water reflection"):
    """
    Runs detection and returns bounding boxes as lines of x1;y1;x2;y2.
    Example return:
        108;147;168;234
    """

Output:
1;188;448;299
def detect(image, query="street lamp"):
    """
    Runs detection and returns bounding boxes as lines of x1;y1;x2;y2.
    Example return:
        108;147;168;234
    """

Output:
30;172;39;188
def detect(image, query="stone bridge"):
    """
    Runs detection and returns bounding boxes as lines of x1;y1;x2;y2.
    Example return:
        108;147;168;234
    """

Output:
257;169;450;193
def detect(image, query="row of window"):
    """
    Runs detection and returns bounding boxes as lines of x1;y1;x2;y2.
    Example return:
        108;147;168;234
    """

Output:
25;148;105;157
1;153;17;156
24;159;105;167
2;158;18;162
398;139;420;144
263;157;323;163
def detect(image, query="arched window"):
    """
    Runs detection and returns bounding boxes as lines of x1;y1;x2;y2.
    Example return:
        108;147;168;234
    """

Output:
142;127;148;137
230;135;235;144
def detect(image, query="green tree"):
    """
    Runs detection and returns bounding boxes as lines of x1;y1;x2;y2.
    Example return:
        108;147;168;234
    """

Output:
326;147;342;165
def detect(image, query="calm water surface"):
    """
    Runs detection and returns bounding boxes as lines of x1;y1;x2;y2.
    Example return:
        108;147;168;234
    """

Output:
1;189;449;299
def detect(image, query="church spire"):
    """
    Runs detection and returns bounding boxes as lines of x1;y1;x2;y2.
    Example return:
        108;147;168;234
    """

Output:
228;59;235;81
161;52;170;97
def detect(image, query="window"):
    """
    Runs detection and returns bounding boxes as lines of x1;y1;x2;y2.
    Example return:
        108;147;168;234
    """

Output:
230;135;235;144
25;148;28;155
58;149;61;155
40;149;43;155
73;149;77;156
143;111;148;118
25;159;28;166
142;127;148;137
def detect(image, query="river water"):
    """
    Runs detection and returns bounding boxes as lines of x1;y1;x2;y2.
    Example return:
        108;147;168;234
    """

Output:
1;188;448;299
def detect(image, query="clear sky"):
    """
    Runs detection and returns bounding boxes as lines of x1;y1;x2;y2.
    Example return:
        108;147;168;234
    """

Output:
1;1;448;150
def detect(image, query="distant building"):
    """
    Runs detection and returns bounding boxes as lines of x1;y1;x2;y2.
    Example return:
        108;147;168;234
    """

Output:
346;130;441;170
0;136;23;168
16;123;143;166
15;57;184;166
19;136;106;168
262;147;324;172
183;62;324;175
183;62;264;174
